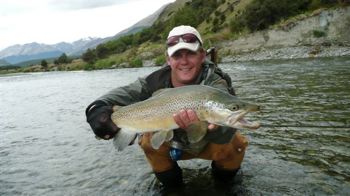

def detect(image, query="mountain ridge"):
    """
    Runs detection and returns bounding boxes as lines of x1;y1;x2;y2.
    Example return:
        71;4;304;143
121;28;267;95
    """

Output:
0;3;169;66
0;37;104;65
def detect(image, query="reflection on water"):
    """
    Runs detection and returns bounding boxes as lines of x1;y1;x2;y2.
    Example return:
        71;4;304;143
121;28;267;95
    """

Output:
0;57;349;195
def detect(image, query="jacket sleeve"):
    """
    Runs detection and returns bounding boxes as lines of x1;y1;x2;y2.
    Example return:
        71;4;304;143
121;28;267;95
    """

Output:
201;63;236;95
96;77;153;106
206;76;231;92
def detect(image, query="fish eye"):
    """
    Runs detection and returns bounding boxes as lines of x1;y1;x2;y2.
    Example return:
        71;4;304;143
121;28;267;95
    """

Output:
232;105;239;110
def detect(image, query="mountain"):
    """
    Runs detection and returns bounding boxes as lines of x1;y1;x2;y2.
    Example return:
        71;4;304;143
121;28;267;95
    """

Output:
0;59;10;66
0;43;62;65
0;2;170;66
107;3;170;41
0;37;105;65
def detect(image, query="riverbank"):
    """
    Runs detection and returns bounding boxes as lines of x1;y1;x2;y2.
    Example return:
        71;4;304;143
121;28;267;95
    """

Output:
1;47;349;75
221;45;350;62
1;6;349;75
220;6;350;62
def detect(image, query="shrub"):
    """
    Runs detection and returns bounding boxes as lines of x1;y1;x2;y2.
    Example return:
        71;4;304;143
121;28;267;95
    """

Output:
129;58;143;67
84;63;95;70
230;0;311;33
95;59;114;69
313;30;326;37
155;55;166;66
82;49;97;64
41;60;48;69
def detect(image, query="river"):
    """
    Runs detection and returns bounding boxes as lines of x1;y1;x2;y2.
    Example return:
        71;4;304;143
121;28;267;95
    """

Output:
1;57;349;195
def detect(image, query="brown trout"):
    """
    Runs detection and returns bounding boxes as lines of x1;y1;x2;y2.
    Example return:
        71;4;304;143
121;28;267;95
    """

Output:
111;85;260;150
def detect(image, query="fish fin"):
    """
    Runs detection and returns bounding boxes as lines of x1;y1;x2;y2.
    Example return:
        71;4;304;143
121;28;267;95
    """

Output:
151;88;171;97
112;105;122;112
166;130;174;141
186;122;208;143
113;129;137;151
151;131;169;149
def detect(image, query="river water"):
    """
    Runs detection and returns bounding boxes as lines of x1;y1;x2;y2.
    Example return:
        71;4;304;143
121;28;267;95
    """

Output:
1;57;349;195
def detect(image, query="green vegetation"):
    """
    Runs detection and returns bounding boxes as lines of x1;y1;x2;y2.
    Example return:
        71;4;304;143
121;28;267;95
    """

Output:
155;55;166;66
79;0;222;69
129;58;143;67
34;0;344;73
229;0;339;33
231;0;308;32
1;0;344;74
313;30;327;37
54;53;72;65
41;60;48;69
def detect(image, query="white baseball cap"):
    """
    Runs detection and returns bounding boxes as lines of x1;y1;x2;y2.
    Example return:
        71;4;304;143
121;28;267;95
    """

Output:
166;25;203;56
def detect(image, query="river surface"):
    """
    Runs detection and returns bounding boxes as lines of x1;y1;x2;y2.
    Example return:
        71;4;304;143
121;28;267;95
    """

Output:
1;57;349;195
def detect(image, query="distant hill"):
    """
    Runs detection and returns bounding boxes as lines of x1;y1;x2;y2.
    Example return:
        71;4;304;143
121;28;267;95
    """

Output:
0;38;104;65
76;0;349;69
0;59;10;66
0;3;170;67
107;3;170;41
3;0;347;70
3;51;63;65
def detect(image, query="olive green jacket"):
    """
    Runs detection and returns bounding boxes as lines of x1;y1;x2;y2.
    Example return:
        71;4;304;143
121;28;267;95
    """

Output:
96;60;236;153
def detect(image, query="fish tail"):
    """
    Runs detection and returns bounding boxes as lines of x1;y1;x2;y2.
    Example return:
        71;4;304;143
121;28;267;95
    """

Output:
113;129;137;151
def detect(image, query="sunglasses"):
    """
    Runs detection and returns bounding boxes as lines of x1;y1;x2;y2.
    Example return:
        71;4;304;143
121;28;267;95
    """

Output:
166;33;199;47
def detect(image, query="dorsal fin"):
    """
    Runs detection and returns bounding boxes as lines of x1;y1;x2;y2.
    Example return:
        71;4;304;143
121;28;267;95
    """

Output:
151;88;171;97
112;105;123;112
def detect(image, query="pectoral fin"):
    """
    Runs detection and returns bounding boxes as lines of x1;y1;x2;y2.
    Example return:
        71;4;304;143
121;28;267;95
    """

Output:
186;122;208;143
113;129;137;151
166;130;174;141
151;130;171;149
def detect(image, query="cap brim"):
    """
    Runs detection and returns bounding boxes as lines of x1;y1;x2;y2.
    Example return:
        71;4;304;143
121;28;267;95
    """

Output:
167;42;200;57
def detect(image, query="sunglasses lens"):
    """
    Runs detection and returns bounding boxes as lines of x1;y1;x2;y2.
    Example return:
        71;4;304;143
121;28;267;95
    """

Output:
166;34;198;47
182;34;198;43
166;36;180;47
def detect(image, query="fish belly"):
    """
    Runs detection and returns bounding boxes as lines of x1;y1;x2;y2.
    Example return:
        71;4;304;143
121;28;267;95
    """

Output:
115;115;178;133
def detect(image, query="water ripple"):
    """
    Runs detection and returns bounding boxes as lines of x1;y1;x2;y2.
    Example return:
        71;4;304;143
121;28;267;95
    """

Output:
1;58;349;195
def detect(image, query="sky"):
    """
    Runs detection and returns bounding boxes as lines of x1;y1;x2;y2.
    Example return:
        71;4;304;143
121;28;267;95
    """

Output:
0;0;175;50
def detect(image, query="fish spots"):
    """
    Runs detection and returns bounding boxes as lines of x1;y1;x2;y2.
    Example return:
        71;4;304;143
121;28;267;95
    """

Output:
204;100;225;110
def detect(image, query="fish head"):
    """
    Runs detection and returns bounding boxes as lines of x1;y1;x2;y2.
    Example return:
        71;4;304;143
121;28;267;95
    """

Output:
225;100;260;113
219;96;261;130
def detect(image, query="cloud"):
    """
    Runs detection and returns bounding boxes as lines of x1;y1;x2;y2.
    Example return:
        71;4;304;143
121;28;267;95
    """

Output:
0;0;175;50
0;0;43;16
48;0;136;10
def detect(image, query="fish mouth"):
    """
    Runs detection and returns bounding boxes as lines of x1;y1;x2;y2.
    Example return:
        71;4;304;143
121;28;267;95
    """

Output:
228;109;260;130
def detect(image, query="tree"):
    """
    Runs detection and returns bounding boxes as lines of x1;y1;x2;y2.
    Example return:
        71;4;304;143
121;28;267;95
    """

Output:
242;0;310;31
96;45;109;59
58;53;69;64
82;49;97;64
41;60;48;69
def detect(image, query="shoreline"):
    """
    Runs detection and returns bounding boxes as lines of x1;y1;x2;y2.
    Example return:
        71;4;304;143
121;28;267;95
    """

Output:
221;45;350;63
1;46;349;75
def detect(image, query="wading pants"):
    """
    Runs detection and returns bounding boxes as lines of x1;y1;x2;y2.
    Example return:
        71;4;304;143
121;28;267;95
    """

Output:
139;131;248;173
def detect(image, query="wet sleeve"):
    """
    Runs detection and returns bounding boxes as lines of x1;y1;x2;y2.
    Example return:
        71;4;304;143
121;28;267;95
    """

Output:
96;77;152;106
